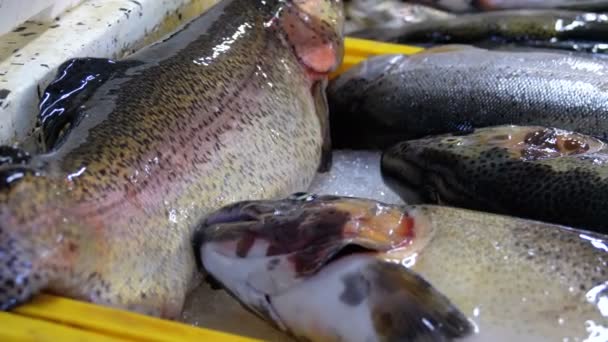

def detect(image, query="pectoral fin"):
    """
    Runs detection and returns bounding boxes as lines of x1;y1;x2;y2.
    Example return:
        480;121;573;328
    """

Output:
364;260;472;342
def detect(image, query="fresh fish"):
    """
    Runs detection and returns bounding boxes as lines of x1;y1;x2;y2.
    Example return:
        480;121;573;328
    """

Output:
0;0;344;318
382;125;608;233
193;194;608;341
327;45;608;149
351;10;608;54
193;193;473;342
409;0;608;12
344;0;452;34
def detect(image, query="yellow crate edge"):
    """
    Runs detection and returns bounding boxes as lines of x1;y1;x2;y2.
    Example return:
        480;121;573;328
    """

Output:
0;311;129;342
14;295;260;342
330;37;424;78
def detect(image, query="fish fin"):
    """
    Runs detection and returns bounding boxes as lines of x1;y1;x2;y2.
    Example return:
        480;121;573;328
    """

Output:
312;80;332;172
38;58;137;150
363;260;473;342
0;222;49;311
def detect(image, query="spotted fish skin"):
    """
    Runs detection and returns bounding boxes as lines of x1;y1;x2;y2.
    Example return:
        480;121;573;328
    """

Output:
328;46;608;149
382;125;608;233
194;194;608;341
194;194;473;342
407;204;608;342
0;0;344;318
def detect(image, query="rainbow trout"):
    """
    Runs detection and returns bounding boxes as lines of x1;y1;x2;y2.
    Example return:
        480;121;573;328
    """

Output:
352;10;608;54
0;0;344;318
328;45;608;149
382;125;608;233
193;194;608;341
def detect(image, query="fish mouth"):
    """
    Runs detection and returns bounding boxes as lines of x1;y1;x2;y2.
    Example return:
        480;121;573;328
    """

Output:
194;194;417;267
279;0;345;76
192;194;421;312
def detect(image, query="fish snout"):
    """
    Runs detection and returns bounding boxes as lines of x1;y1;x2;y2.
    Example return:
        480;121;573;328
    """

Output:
0;222;47;311
280;0;344;75
194;194;417;267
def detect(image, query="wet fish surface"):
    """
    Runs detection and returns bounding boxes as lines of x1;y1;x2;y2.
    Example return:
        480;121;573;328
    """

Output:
328;46;608;149
193;194;608;341
344;0;452;34
193;193;473;342
409;0;608;12
0;0;343;318
352;10;608;54
382;125;608;233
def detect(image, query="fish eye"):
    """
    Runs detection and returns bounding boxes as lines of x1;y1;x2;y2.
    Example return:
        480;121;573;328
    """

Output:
524;129;553;146
442;137;461;144
558;137;589;153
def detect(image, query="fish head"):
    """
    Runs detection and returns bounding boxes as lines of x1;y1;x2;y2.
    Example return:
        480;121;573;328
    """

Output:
193;194;470;341
381;125;606;203
273;0;344;76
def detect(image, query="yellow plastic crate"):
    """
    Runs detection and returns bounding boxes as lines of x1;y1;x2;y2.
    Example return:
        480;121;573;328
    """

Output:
0;37;423;342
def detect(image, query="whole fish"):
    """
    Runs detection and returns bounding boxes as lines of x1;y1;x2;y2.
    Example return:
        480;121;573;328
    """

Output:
381;125;608;233
327;45;608;149
409;0;608;12
193;194;608;342
344;0;452;34
351;10;608;54
0;0;344;318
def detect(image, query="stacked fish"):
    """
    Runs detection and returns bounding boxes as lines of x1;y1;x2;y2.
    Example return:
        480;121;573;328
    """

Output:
0;0;607;342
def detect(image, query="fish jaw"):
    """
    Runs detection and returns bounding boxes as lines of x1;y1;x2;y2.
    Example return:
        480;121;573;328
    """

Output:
193;194;467;341
277;0;345;76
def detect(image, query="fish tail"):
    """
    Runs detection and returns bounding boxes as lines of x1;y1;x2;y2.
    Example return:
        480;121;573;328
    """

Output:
363;260;473;341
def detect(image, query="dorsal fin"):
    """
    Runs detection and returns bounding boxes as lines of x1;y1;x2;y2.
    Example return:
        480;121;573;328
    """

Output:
37;58;137;150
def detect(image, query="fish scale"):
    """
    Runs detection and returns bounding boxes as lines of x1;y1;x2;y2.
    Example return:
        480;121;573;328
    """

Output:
328;45;608;149
0;0;344;318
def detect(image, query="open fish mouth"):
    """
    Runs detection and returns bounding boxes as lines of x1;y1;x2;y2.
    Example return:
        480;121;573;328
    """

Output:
278;0;345;75
193;194;472;342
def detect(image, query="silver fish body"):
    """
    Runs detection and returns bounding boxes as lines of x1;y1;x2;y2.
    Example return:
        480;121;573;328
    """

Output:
328;46;608;149
351;9;608;55
344;0;452;34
